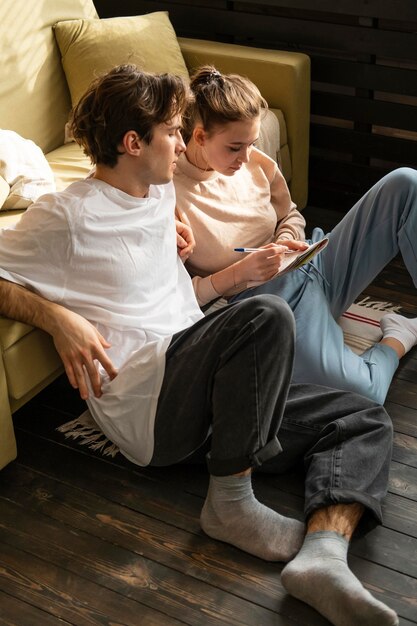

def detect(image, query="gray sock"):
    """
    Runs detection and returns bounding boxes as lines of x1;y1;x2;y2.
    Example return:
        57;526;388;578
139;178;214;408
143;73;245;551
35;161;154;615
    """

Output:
200;474;305;561
281;531;399;626
380;313;417;353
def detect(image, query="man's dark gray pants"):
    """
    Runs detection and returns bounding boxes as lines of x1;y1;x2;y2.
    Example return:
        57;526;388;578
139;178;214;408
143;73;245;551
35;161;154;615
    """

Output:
151;295;393;523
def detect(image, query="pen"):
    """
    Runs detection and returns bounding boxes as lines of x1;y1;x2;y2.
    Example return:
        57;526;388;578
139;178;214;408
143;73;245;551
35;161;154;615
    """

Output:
234;247;293;253
234;247;262;252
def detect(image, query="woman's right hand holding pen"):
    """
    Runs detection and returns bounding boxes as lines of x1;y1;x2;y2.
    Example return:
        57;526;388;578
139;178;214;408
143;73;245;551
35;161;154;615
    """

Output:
232;243;288;284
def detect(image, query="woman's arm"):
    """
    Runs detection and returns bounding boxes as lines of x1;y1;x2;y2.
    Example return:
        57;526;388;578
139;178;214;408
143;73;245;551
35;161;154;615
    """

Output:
191;244;290;306
270;167;306;241
0;278;117;399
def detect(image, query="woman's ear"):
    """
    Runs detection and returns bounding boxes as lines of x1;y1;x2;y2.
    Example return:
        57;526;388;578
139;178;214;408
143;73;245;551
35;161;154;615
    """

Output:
193;126;207;147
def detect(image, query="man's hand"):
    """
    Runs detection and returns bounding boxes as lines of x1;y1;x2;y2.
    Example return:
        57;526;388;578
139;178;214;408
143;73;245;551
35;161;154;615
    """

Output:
0;278;117;401
51;308;118;400
175;212;195;261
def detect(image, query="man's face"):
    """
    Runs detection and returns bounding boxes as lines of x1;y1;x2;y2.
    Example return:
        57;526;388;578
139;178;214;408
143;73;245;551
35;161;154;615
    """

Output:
139;115;186;185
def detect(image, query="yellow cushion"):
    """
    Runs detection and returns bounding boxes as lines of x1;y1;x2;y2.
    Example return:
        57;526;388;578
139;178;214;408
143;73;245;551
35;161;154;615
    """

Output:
54;11;189;108
0;176;9;209
46;143;92;192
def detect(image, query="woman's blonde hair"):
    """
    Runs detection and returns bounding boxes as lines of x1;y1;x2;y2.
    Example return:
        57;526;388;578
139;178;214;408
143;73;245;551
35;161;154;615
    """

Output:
182;65;268;143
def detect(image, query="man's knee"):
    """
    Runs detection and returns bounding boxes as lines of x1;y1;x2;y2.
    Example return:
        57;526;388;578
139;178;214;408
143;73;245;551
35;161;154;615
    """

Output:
371;404;394;442
240;293;294;327
344;393;394;448
240;294;295;346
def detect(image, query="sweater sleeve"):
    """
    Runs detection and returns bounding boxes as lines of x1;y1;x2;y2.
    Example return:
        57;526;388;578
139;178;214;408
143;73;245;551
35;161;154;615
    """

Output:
191;274;221;307
270;167;306;241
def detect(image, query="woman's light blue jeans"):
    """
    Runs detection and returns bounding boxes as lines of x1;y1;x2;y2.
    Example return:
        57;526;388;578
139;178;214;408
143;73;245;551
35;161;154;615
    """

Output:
232;167;417;404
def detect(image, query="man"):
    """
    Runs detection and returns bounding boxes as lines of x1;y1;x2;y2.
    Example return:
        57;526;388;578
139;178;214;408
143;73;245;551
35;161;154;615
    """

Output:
0;65;398;626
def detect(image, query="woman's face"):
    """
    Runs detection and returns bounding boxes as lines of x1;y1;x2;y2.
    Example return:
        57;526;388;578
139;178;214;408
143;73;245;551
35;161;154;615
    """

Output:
197;116;261;176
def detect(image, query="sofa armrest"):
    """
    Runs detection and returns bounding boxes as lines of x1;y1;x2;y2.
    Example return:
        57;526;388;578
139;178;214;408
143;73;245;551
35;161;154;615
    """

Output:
0;317;64;470
178;37;310;210
0;355;17;470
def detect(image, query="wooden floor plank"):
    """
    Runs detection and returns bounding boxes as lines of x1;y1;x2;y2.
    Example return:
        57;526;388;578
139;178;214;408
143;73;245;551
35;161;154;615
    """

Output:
0;496;298;626
385;401;417;438
0;588;72;626
389;461;417;500
387;379;417;413
0;541;187;626
382;492;417;537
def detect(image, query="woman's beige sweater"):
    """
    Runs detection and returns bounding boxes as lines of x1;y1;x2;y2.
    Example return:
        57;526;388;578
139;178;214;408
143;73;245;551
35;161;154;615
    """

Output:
174;147;306;305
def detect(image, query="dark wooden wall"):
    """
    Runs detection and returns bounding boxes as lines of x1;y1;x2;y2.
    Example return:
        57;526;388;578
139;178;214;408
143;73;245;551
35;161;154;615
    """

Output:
94;0;417;213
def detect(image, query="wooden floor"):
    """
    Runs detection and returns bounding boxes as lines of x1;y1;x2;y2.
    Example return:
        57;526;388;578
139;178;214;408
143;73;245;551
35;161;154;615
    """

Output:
1;206;417;625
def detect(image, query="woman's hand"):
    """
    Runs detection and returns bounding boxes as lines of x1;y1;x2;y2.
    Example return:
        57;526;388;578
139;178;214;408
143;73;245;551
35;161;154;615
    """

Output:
233;243;289;284
275;238;308;253
175;213;195;262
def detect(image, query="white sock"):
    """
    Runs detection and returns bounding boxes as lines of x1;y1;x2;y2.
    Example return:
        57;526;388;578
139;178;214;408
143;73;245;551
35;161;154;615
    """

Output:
380;313;417;353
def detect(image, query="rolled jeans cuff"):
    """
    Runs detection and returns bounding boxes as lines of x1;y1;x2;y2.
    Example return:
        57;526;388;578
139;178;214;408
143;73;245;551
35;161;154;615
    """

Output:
206;436;282;476
305;488;384;527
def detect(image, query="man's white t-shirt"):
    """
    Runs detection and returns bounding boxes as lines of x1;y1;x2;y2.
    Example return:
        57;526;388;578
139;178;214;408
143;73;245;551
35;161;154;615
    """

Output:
0;177;203;465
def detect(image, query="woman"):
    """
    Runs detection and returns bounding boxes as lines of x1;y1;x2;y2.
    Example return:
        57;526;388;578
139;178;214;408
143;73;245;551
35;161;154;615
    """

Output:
174;65;417;404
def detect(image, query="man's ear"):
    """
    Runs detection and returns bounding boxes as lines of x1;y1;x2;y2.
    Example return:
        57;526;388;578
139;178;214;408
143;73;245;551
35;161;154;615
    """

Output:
193;126;207;147
121;131;142;156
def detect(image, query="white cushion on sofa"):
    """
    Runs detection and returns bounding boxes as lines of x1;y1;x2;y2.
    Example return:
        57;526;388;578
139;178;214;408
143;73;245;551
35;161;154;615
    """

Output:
0;130;56;209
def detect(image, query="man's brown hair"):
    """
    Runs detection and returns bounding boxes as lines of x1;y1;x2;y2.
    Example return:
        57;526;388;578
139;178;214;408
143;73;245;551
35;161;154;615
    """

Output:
70;64;190;167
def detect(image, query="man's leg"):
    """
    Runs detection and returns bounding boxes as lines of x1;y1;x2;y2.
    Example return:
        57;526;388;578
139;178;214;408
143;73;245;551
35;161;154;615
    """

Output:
264;384;398;626
282;505;397;626
151;294;305;561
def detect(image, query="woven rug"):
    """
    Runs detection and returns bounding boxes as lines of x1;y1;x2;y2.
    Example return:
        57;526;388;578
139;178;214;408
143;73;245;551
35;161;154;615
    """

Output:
338;296;402;354
57;296;402;456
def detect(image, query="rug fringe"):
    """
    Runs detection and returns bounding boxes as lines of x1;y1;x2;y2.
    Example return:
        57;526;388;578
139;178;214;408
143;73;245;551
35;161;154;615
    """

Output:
57;410;119;457
355;296;402;313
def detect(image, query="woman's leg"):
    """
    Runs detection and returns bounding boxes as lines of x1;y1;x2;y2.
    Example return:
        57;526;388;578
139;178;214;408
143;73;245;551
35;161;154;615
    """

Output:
318;167;417;318
236;276;398;404
290;280;399;404
235;167;417;403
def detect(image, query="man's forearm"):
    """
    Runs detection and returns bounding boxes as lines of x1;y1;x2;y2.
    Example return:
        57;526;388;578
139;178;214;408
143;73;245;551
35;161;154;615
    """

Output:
0;278;118;399
0;278;60;335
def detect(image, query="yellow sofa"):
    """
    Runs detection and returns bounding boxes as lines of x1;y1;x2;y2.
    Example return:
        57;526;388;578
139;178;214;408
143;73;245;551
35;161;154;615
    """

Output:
0;0;310;470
